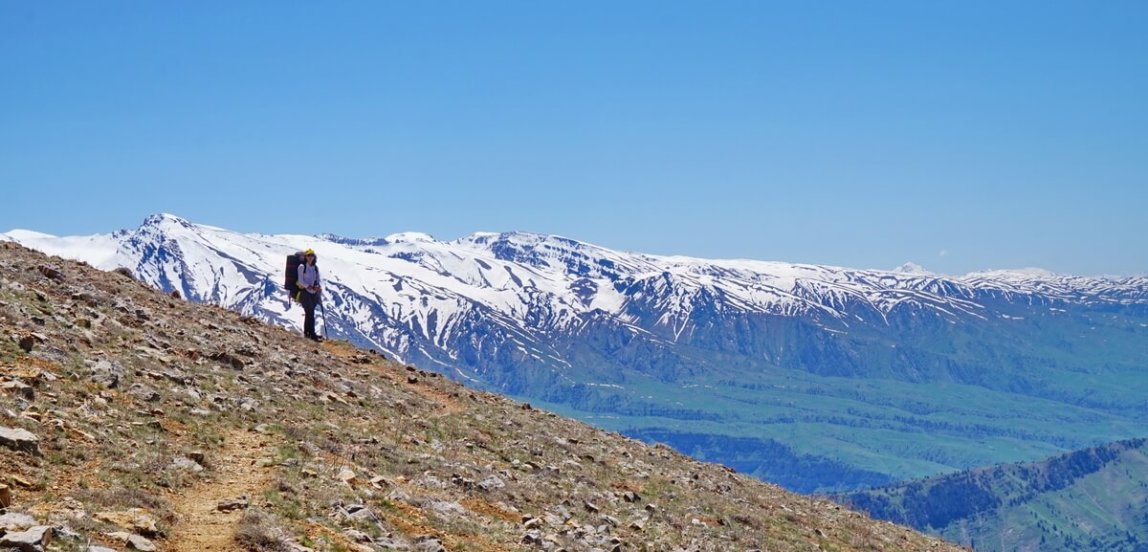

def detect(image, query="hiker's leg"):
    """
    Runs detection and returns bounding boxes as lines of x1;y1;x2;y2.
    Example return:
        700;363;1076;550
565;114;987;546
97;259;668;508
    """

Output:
302;294;317;337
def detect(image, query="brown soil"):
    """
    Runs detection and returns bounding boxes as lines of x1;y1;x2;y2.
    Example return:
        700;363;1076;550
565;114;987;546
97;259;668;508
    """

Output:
166;429;277;551
461;497;520;523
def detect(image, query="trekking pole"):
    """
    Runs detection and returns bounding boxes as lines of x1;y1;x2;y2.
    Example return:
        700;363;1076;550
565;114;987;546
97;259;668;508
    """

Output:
318;295;329;339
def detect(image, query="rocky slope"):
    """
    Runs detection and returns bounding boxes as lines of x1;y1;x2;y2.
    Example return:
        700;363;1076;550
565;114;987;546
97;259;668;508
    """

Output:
0;241;968;551
7;215;1148;493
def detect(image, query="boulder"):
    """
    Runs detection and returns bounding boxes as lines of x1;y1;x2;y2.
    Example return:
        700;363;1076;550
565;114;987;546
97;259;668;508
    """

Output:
413;535;446;552
0;525;53;551
171;456;204;472
94;509;159;537
87;360;123;389
0;512;36;530
127;534;157;551
0;426;40;455
17;335;35;353
1;381;34;400
336;468;358;485
345;504;379;523
107;531;157;552
217;496;249;512
477;475;505;492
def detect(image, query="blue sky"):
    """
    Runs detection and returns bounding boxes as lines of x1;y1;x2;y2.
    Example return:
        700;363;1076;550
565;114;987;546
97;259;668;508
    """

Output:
2;1;1145;275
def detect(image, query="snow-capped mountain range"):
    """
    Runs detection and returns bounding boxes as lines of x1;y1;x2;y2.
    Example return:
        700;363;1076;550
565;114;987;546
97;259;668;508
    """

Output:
5;213;1145;381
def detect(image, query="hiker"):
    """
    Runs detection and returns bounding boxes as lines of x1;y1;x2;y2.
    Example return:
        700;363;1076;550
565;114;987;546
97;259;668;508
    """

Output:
296;248;323;341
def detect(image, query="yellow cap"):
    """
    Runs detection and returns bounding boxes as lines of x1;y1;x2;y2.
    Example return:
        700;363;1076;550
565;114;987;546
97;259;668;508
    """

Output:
304;248;315;256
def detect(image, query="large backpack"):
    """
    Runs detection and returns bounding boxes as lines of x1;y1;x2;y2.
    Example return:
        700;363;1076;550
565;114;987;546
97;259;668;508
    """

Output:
284;251;307;302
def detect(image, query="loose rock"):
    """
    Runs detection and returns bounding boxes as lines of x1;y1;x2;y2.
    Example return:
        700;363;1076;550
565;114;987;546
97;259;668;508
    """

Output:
17;334;36;353
87;359;123;389
127;533;157;552
108;532;157;552
0;426;40;455
95;509;159;537
172;456;204;472
217;496;249;512
413;535;446;552
478;475;505;492
1;381;34;400
0;512;37;531
337;468;358;485
0;525;53;552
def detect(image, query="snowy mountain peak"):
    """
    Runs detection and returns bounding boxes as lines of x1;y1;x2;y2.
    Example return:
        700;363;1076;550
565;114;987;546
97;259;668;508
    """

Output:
892;262;931;275
316;234;390;247
457;231;594;251
964;267;1060;280
2;229;57;241
385;231;436;244
141;213;193;229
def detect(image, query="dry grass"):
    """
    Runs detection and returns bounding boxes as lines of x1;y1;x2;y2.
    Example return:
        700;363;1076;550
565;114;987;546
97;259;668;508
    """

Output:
236;509;295;552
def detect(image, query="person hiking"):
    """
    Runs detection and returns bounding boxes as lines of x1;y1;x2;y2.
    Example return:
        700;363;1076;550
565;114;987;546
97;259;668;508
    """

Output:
296;248;323;341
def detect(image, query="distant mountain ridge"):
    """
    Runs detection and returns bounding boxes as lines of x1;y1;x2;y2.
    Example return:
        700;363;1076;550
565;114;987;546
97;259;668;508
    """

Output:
838;438;1148;551
6;213;1148;493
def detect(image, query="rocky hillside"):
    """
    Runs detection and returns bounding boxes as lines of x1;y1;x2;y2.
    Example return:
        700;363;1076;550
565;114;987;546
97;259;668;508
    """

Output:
0;242;967;551
838;438;1148;552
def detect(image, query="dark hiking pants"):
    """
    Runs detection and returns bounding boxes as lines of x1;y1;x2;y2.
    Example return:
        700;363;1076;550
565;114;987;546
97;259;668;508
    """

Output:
300;291;319;338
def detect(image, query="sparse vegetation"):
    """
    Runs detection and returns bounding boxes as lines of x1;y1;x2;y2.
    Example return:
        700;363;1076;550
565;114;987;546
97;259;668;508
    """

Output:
236;509;295;552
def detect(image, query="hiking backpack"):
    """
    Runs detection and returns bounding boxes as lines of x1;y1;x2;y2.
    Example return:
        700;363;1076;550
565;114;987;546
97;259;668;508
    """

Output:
284;251;307;302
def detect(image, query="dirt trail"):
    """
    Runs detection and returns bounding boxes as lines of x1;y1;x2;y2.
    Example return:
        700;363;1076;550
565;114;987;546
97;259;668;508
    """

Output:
167;429;278;552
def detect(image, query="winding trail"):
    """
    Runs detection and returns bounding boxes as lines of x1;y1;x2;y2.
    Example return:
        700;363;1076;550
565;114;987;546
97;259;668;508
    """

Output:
167;429;278;552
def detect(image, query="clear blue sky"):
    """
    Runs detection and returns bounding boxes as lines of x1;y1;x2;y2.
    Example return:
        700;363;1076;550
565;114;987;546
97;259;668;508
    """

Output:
3;1;1145;275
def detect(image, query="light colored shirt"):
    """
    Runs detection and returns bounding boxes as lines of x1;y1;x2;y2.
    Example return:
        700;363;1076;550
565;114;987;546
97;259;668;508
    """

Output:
297;263;320;293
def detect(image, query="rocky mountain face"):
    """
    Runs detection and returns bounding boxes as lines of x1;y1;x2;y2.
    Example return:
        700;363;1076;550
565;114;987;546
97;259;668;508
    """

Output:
5;214;1148;493
838;438;1148;552
0;240;972;551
